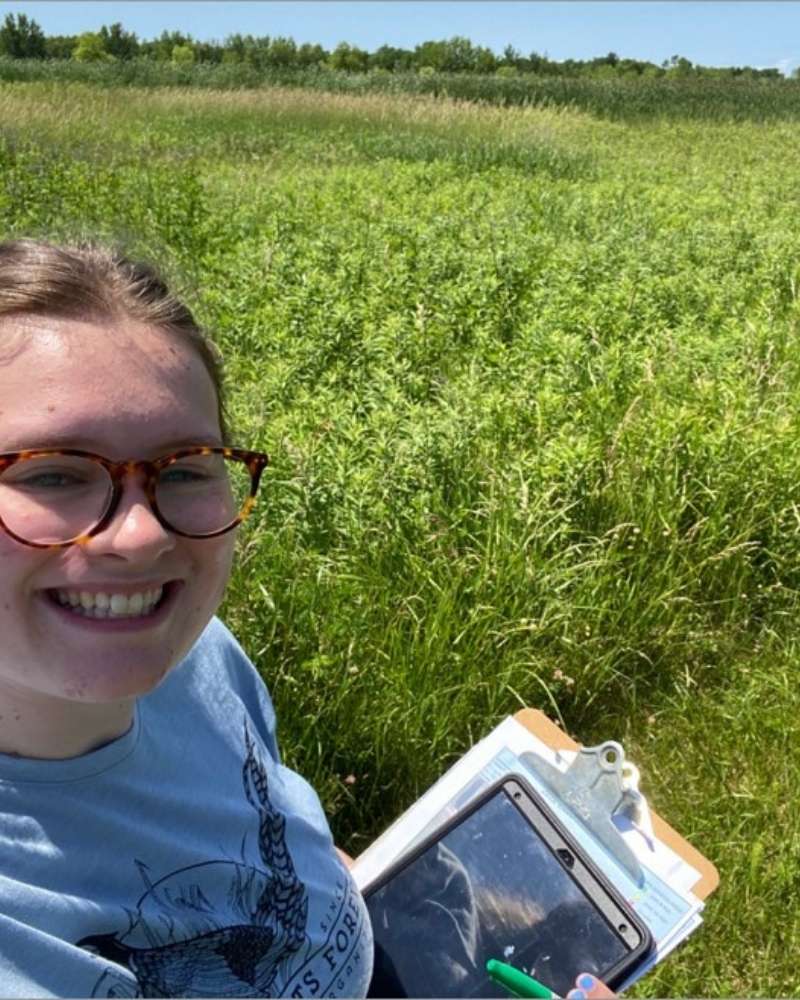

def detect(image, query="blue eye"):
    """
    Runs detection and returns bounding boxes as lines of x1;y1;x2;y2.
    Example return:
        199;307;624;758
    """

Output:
159;467;211;485
16;471;86;489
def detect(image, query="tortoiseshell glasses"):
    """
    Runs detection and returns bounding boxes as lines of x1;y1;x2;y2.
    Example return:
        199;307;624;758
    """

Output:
0;446;269;548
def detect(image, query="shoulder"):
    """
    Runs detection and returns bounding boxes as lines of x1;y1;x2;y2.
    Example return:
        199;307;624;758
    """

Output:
151;616;281;762
180;616;266;694
181;615;256;676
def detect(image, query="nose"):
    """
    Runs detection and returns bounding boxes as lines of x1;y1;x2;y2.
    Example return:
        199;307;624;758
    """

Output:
82;469;175;562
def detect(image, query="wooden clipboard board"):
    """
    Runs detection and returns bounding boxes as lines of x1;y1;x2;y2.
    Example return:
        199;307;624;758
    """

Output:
515;708;719;901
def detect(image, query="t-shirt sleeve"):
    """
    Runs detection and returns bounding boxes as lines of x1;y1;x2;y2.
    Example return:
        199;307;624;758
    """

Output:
196;616;283;765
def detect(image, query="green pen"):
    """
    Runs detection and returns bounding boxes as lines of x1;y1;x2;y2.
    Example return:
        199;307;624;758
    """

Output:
486;958;562;1000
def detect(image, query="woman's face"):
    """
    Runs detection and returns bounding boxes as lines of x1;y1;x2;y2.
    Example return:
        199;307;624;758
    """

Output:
0;313;236;706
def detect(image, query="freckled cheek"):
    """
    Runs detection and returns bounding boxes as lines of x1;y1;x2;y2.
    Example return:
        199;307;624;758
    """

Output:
62;679;89;699
0;545;50;618
188;538;235;611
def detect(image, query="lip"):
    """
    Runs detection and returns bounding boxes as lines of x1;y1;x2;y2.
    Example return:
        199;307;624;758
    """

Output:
44;580;177;597
39;580;184;633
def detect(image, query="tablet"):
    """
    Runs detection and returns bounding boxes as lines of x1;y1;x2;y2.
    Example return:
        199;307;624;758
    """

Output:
363;774;653;999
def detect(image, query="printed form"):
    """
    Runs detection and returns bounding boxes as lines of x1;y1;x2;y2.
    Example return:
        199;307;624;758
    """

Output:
351;716;704;989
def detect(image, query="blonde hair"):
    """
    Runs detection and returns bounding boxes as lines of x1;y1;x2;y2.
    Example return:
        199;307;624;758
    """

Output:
0;239;228;440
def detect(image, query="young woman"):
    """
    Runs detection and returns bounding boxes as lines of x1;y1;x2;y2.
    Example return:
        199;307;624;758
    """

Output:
0;238;611;1000
0;239;373;998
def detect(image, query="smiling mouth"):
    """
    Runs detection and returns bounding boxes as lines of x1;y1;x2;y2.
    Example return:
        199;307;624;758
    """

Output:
45;582;176;619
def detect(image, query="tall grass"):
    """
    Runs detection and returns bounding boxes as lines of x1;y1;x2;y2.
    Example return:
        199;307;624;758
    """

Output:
0;82;594;179
0;81;798;995
2;58;800;121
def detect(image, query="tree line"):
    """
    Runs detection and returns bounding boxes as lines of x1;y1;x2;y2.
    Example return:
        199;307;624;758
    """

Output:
0;12;786;79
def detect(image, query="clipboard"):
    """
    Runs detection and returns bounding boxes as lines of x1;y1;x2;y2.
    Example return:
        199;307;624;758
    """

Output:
514;708;719;901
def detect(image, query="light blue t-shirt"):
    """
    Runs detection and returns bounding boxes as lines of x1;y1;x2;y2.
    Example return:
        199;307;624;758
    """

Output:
0;617;373;998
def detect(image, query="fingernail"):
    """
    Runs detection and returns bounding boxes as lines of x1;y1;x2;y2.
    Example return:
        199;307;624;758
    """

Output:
578;975;597;991
567;991;586;1000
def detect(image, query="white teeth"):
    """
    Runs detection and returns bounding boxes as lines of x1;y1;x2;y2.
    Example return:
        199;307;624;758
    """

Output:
110;594;128;614
53;586;165;618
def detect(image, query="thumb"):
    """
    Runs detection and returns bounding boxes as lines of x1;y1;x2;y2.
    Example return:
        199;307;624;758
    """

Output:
566;973;616;999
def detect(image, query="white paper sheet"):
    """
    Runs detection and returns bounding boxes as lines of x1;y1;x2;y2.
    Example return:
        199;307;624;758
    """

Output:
352;717;705;989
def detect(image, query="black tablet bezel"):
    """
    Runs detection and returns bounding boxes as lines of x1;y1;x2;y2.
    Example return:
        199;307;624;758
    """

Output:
362;773;654;996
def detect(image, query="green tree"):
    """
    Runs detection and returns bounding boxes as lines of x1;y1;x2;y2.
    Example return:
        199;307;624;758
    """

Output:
194;39;223;63
98;22;139;60
0;13;46;59
241;35;267;68
440;36;477;72
329;41;368;72
265;36;297;67
525;50;552;74
618;57;652;76
414;36;497;73
142;30;193;61
171;42;195;65
72;31;113;63
414;39;447;72
297;42;328;68
474;45;497;73
663;54;694;76
416;36;474;73
370;44;413;71
221;33;274;68
44;34;76;59
221;33;247;63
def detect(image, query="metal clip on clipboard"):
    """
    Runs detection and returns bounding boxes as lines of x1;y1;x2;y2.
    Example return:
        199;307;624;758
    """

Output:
520;741;646;886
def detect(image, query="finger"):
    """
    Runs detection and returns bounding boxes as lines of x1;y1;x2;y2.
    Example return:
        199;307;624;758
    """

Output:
572;974;616;999
335;846;354;869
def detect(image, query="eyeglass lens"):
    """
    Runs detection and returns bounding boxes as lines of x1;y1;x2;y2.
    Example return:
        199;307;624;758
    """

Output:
0;453;253;544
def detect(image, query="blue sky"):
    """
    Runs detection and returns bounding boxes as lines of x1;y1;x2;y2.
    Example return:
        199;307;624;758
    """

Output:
0;2;797;75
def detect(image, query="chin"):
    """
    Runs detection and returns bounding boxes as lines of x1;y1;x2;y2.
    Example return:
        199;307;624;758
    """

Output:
57;661;173;703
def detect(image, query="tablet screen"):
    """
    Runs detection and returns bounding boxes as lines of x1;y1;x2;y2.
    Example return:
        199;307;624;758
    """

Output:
366;786;630;998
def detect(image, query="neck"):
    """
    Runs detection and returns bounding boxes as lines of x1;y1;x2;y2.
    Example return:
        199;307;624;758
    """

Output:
0;686;135;760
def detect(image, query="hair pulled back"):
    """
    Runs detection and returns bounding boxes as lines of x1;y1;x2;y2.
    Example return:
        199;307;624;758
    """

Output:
0;239;228;440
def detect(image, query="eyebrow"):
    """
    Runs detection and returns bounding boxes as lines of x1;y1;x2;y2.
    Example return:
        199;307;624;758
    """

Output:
2;435;224;454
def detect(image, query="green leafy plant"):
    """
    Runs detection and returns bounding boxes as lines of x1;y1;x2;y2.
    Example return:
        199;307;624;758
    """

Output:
0;79;798;996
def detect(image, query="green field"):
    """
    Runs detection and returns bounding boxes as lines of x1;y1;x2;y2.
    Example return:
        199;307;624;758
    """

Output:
2;80;799;996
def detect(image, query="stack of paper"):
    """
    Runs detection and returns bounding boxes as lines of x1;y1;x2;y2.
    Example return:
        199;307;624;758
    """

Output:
351;716;706;991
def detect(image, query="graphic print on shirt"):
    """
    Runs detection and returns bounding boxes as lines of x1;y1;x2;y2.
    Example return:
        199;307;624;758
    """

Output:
76;720;369;998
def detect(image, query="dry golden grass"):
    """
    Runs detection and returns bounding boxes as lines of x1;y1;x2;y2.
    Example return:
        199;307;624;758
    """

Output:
0;79;605;156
